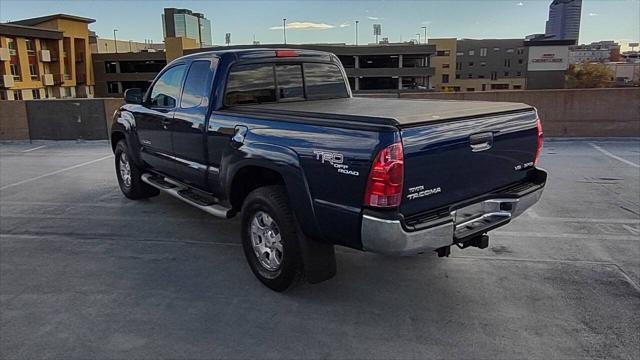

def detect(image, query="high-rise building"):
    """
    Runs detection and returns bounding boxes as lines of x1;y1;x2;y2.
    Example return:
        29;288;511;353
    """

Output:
162;8;212;47
545;0;582;41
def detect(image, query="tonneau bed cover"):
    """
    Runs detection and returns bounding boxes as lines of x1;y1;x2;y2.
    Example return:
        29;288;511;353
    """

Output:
234;97;534;126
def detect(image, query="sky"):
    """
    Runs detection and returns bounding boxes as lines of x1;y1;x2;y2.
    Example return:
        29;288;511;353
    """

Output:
1;0;638;50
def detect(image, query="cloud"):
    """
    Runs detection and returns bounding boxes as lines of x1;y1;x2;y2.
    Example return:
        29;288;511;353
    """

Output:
269;22;335;30
588;12;599;16
367;16;382;20
516;2;524;6
339;22;350;28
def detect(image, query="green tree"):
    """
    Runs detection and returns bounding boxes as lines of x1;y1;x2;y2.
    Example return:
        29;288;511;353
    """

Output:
566;62;615;88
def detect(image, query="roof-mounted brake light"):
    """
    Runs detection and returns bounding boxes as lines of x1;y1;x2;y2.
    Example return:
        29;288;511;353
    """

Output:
276;50;298;57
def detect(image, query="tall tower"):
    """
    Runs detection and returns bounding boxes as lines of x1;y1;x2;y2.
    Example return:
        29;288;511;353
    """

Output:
545;0;582;41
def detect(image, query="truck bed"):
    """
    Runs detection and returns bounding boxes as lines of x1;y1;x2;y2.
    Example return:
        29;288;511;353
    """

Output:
235;97;533;127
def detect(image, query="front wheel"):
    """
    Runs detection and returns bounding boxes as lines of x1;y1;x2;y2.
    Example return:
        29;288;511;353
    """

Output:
114;140;159;200
241;186;303;292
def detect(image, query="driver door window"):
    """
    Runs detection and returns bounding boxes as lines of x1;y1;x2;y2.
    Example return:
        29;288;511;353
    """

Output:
148;65;186;108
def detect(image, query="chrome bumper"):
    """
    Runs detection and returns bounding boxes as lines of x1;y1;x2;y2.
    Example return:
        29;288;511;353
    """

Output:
361;180;545;256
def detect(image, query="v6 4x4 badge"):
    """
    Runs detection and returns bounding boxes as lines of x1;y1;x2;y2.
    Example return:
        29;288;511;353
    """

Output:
313;150;359;176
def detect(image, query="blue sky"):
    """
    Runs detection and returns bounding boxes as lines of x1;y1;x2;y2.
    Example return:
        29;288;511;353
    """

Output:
1;0;638;49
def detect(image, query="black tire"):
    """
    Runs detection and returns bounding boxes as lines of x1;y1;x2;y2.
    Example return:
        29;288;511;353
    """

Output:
114;140;159;200
241;186;303;292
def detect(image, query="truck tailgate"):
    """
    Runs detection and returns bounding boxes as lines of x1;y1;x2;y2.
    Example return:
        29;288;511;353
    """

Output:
400;110;539;217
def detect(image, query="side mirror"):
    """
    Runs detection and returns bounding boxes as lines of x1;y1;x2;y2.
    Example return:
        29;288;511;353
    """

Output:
124;88;143;104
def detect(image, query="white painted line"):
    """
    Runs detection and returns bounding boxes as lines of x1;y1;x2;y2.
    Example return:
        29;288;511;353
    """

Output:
0;154;113;191
493;231;639;242
590;143;640;168
22;145;46;153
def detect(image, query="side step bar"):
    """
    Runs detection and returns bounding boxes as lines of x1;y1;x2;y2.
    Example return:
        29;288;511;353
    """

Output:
141;173;231;218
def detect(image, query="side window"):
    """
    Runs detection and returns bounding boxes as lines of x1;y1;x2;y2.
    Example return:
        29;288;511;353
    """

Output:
180;60;215;108
149;64;185;108
275;64;304;101
303;63;349;100
224;64;276;105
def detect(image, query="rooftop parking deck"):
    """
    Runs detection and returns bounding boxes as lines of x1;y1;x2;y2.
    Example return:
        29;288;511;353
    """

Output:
0;139;639;359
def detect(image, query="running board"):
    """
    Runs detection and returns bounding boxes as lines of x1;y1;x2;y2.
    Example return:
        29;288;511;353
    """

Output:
141;173;231;218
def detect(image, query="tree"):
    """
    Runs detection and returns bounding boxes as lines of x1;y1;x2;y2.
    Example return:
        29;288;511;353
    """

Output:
566;62;615;88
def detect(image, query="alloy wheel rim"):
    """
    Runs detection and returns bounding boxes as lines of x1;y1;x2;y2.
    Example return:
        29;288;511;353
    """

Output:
119;152;132;188
250;211;283;271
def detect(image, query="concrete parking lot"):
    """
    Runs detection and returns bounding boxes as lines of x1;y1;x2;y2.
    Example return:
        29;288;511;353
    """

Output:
1;139;639;359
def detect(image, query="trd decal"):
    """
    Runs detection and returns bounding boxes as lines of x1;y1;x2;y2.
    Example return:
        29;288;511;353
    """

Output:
313;150;359;176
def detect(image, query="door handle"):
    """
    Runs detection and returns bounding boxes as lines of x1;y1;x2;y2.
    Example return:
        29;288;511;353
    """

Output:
161;118;171;130
231;125;248;148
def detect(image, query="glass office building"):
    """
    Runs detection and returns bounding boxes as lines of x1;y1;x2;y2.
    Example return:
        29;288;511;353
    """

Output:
162;8;212;47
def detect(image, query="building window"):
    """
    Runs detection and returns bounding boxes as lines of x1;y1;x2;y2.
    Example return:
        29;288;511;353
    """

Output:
0;91;6;100
105;62;118;73
516;48;524;55
456;62;462;70
513;85;522;90
107;82;120;94
7;38;16;54
491;71;498;80
467;88;475;92
491;84;509;90
493;47;500;51
455;74;461;79
478;75;485;79
10;64;20;81
29;64;38;80
504;71;509;77
442;63;450;69
14;90;23;100
516;71;522;77
468;62;474;66
63;87;72;98
468;49;475;56
442;74;449;83
468;74;473;79
32;89;41;99
504;59;511;67
25;39;36;52
436;50;450;56
518;59;523;64
506;48;514;53
480;61;486;67
480;48;487;57
456;51;464;56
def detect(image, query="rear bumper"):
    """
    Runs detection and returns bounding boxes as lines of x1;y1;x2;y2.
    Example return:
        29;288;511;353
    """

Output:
361;169;547;255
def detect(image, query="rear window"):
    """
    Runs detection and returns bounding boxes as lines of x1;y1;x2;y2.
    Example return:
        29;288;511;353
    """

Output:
224;62;348;106
303;63;349;99
224;64;276;105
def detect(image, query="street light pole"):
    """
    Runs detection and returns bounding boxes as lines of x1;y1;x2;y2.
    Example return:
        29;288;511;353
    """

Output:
282;18;287;45
113;29;118;53
421;26;427;44
355;20;359;45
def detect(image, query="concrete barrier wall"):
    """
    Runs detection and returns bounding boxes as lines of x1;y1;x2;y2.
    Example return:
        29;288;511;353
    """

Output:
400;88;640;137
0;88;637;140
0;101;30;140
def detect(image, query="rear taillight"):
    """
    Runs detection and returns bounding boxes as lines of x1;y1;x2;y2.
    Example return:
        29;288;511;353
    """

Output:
364;142;404;208
534;118;544;165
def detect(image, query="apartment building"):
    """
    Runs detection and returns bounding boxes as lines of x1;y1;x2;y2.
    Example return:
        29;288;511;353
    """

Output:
0;14;95;100
429;38;528;92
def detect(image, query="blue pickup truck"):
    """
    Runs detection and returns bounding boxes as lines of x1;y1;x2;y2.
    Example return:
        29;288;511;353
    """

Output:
110;48;546;291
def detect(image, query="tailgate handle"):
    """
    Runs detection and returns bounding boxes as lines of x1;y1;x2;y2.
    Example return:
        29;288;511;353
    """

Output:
469;132;493;152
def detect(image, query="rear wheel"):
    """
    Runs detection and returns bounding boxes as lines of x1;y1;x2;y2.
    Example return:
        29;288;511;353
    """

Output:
114;140;159;200
241;186;303;291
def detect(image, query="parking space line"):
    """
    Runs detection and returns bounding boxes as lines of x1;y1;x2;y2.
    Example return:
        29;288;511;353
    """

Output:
527;211;639;224
22;145;47;153
0;154;113;191
590;143;640;168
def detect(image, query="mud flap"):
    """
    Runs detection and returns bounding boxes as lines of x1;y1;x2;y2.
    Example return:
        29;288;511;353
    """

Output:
298;234;337;284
